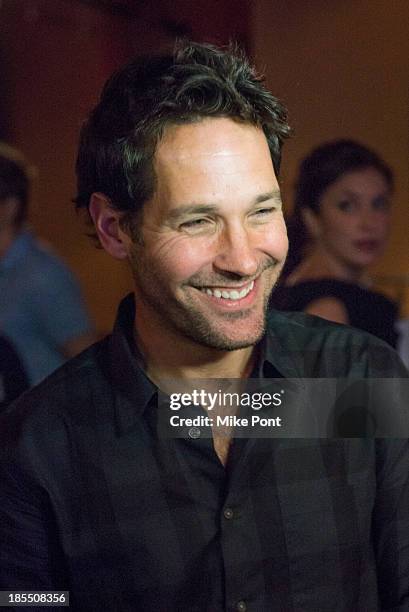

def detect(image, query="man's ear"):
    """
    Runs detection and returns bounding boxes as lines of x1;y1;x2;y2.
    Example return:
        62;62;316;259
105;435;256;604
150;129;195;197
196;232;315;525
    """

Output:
89;193;129;259
301;207;321;239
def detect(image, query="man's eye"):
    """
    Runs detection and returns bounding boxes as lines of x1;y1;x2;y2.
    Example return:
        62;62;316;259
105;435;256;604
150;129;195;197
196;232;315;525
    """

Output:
180;218;209;230
253;207;275;216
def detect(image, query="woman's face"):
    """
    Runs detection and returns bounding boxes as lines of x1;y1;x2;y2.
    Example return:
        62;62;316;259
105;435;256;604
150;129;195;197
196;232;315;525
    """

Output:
312;166;392;271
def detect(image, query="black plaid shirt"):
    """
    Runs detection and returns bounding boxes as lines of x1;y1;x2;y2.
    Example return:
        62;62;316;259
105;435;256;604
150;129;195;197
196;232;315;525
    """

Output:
1;294;408;611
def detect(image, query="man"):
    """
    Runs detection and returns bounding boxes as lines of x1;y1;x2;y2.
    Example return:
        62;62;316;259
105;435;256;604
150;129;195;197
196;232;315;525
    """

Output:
0;144;95;385
0;42;408;611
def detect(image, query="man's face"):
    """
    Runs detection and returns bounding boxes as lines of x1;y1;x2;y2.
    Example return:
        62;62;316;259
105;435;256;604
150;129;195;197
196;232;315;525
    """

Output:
127;117;288;350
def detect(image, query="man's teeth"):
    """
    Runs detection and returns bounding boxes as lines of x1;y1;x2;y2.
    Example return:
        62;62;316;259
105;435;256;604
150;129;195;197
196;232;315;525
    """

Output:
202;280;254;301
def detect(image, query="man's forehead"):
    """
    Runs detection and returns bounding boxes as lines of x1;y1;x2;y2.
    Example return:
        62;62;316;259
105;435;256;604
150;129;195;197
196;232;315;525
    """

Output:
141;117;279;221
155;117;271;166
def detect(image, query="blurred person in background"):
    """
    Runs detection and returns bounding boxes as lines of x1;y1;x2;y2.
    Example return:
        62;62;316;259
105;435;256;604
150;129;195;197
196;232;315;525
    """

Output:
272;139;398;347
0;143;96;386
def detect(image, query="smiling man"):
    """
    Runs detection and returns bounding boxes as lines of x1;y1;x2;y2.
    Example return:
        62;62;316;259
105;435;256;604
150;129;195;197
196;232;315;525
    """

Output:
92;117;287;382
1;42;408;611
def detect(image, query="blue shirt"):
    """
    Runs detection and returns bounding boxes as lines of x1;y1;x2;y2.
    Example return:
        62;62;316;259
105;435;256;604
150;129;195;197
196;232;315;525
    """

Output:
0;231;92;385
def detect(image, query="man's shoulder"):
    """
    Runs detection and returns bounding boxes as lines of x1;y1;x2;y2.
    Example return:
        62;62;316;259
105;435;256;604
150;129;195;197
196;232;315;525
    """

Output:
266;309;408;377
267;307;377;347
0;338;111;438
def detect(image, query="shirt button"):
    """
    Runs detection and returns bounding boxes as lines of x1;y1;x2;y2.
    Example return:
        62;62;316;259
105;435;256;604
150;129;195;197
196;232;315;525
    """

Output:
188;427;201;439
236;601;247;612
223;507;234;520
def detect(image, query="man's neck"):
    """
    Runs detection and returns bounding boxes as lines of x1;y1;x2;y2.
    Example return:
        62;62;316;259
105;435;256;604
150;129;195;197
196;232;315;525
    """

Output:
132;298;259;468
133;308;256;384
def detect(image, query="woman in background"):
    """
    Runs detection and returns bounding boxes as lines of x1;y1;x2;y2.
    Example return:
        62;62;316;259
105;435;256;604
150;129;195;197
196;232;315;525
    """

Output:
273;139;398;347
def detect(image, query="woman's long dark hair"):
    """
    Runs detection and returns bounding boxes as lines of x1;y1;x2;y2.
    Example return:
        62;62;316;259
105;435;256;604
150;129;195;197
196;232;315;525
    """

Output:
283;139;393;278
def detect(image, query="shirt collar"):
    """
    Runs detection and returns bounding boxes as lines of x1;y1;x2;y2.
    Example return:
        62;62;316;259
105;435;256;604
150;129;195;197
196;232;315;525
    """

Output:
259;309;305;379
108;294;301;435
107;294;156;435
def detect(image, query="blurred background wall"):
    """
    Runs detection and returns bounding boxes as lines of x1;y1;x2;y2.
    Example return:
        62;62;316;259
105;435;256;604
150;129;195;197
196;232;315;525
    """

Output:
1;0;408;333
252;0;409;314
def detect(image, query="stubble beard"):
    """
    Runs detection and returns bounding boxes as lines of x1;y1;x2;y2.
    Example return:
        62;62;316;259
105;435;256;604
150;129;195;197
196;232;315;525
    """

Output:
131;250;283;352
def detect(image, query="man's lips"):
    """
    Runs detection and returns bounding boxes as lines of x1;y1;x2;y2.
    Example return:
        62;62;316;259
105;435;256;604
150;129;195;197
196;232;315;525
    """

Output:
200;279;255;300
192;278;257;306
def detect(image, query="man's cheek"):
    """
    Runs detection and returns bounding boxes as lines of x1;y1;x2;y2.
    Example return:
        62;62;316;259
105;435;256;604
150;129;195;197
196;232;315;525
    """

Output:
263;231;288;261
164;243;216;278
281;234;289;258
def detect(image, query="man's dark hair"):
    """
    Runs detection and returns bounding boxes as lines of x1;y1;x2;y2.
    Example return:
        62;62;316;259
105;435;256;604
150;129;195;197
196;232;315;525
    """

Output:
75;41;290;229
0;144;31;228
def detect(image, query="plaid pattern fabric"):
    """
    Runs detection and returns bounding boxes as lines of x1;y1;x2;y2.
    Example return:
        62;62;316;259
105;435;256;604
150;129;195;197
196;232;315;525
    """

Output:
0;294;408;611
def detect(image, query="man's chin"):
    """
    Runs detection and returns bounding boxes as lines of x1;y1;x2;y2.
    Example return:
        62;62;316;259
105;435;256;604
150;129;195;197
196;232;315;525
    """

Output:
184;320;266;352
172;296;269;350
209;337;262;352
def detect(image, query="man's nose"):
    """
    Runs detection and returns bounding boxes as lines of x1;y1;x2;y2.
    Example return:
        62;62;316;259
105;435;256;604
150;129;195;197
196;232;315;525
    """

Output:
213;225;259;277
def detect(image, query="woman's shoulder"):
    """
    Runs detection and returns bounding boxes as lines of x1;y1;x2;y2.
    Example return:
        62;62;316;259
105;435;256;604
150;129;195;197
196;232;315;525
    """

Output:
272;278;351;310
271;277;398;347
273;278;396;311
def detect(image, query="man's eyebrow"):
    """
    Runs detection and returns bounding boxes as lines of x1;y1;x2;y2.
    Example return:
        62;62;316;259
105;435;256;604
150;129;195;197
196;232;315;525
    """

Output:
168;189;282;220
254;190;282;205
167;204;218;220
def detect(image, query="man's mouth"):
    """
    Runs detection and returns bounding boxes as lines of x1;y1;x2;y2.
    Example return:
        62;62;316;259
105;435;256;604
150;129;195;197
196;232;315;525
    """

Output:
199;280;255;301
